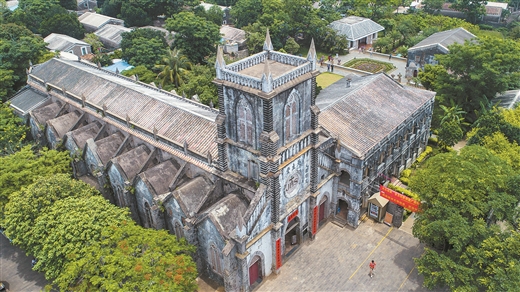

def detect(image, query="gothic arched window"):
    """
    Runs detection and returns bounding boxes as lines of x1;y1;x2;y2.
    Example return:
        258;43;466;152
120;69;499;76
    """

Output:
237;98;254;146
144;201;154;228
284;92;300;143
210;244;222;275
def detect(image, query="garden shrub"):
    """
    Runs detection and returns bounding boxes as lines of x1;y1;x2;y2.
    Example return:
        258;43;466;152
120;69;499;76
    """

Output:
388;183;421;201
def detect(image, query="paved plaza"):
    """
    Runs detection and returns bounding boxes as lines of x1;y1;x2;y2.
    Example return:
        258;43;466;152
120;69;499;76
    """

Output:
0;233;48;291
257;217;439;292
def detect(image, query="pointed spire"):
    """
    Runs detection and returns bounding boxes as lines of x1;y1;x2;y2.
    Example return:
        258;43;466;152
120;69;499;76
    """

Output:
263;28;273;51
216;45;226;68
307;38;317;70
261;59;273;93
215;46;226;79
307;38;317;62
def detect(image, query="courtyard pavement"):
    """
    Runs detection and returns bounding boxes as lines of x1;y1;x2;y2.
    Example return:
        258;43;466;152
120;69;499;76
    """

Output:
0;232;48;291
257;217;441;292
317;50;408;85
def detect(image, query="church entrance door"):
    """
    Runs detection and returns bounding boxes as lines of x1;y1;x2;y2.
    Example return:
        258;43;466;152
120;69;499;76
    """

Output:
337;200;349;221
249;257;261;285
319;197;327;224
284;217;300;257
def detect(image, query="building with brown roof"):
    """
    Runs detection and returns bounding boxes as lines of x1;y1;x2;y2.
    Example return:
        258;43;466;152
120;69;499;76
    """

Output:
13;30;434;292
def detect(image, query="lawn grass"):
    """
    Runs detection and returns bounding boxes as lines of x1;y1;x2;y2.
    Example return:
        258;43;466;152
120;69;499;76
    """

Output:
316;72;343;89
342;58;394;73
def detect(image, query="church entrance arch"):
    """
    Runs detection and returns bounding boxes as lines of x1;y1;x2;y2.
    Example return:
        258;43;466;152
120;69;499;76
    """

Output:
248;255;263;287
284;217;301;257
337;199;349;221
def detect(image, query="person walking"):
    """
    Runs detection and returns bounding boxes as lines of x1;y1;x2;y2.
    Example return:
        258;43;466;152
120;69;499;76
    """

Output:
369;260;376;277
388;54;392;61
331;63;334;72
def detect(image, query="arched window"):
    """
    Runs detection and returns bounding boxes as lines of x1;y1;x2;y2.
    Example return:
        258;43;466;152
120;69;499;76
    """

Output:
284;92;300;143
174;222;184;240
144;201;154;228
237;98;254;146
210;245;222;275
115;185;125;207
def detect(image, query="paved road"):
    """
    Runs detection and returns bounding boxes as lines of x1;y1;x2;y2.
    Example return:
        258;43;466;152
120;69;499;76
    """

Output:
0;233;48;291
257;218;441;292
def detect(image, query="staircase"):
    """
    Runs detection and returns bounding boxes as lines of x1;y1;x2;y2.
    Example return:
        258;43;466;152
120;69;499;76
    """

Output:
332;216;349;228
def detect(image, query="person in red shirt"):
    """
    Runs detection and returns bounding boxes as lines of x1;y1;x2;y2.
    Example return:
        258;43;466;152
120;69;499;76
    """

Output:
369;260;376;277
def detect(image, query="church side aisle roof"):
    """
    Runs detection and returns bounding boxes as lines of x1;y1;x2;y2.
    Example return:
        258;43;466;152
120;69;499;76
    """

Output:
318;74;435;157
29;58;218;158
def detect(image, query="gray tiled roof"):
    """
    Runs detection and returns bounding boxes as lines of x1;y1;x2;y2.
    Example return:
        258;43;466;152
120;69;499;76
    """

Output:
8;87;48;115
409;27;476;52
79;12;123;30
94;24;132;45
44;33;88;52
113;145;150;180
220;26;246;43
329;16;384;41
175;176;214;216
318;74;435;157
30;58;218;158
141;159;181;195
209;193;248;237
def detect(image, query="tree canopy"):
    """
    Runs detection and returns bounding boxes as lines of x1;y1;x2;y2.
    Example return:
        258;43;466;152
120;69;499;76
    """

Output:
57;221;198;291
410;145;520;290
420;37;520;124
3;174;198;290
0;102;28;155
166;12;221;64
121;28;168;69
9;0;84;38
0;23;47;100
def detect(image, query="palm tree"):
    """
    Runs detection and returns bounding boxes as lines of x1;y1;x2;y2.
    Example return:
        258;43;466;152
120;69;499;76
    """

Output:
155;48;192;89
439;100;468;126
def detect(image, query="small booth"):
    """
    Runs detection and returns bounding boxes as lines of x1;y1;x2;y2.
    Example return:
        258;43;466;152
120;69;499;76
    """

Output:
367;192;389;222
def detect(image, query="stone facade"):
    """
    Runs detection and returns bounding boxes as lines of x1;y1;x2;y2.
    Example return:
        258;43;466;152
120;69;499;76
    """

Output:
15;31;435;292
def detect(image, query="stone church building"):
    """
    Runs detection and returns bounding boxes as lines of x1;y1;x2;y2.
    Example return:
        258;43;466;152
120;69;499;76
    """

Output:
10;32;435;291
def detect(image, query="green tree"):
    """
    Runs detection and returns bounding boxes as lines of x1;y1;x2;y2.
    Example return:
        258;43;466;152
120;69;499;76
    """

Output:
411;146;520;290
451;0;487;24
120;28;168;69
437;119;463;147
0;69;17;101
0;23;47;98
155;48;192;89
10;0;84;38
57;221;198;291
205;5;224;26
120;2;151;27
84;33;104;54
231;0;263;28
178;64;217;106
425;37;520;123
422;0;444;14
39;12;85;38
3;174;98;251
166;12;221;64
122;65;157;83
59;0;76;10
0;146;71;216
30;195;130;279
0;102;27;155
284;37;300;54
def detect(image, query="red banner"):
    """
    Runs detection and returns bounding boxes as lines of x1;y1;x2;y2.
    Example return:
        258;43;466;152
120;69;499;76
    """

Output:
287;209;298;223
312;206;318;235
379;185;420;213
275;238;282;269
